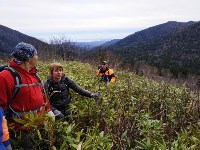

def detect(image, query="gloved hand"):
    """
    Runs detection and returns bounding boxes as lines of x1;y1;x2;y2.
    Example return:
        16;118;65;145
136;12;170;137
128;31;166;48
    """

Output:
47;110;55;121
91;92;100;100
53;109;65;121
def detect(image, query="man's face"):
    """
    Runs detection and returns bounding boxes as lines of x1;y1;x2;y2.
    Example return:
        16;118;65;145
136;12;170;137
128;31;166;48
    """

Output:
29;54;38;68
102;63;108;69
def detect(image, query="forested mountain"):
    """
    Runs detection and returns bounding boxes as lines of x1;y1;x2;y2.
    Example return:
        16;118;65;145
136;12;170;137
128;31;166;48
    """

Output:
112;21;195;48
75;40;108;49
1;21;200;77
104;21;200;76
101;39;120;47
0;25;84;61
0;24;50;54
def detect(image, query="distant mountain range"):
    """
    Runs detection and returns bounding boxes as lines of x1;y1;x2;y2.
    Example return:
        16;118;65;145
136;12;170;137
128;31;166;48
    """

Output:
74;40;109;49
101;39;121;47
1;21;200;76
75;39;121;49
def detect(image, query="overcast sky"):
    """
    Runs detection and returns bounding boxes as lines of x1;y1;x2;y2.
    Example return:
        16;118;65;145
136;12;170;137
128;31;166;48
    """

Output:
1;0;199;42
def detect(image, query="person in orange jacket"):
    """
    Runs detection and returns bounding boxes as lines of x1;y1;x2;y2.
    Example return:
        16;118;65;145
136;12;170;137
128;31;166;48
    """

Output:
96;61;116;83
0;108;12;150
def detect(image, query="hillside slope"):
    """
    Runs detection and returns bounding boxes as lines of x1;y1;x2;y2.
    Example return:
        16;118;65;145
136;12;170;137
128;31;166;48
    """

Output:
112;21;195;48
119;21;200;74
0;24;49;54
1;60;198;149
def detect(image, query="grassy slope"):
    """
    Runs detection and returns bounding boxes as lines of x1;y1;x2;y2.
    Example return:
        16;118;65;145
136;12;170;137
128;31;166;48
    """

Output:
38;61;199;149
1;60;200;149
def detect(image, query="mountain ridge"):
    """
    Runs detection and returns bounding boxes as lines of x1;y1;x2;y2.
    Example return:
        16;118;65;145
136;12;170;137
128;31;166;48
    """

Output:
111;21;196;48
106;21;200;76
1;21;200;77
0;24;49;54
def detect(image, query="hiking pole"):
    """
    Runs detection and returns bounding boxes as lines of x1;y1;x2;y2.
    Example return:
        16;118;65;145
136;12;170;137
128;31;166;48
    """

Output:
96;76;110;91
96;77;103;92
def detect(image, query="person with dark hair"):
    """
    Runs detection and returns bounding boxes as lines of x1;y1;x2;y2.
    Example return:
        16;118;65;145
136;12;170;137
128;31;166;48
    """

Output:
97;61;116;83
0;42;52;149
44;62;99;121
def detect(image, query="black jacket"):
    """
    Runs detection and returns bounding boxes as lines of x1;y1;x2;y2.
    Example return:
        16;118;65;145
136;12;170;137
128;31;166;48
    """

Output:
44;75;92;108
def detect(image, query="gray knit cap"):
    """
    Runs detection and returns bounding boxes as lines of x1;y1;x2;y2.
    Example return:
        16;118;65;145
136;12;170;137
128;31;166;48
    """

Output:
11;42;37;61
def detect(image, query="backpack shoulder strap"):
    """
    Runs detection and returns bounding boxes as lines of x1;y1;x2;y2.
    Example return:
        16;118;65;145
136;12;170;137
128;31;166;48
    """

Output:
6;67;43;98
35;73;42;83
0;66;6;72
45;78;51;91
5;66;22;99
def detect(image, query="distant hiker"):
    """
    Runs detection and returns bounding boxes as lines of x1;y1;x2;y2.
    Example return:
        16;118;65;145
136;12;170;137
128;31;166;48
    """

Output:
0;108;12;150
44;62;99;121
0;42;53;149
96;61;116;84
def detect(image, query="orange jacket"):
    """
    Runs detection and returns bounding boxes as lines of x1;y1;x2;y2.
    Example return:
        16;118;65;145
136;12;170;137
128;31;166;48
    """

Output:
97;68;116;83
0;108;10;149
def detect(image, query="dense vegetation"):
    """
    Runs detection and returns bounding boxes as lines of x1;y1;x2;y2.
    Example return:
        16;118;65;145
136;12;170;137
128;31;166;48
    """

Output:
3;61;199;149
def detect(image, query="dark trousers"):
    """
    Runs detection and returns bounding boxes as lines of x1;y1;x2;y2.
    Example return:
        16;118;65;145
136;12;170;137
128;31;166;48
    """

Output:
51;105;72;122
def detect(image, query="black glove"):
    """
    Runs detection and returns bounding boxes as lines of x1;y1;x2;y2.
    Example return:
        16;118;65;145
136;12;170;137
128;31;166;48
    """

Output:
91;92;100;100
53;109;65;121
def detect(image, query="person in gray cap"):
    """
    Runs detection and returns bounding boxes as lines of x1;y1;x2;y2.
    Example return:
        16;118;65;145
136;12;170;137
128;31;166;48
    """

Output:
96;61;116;84
11;42;38;62
0;42;52;149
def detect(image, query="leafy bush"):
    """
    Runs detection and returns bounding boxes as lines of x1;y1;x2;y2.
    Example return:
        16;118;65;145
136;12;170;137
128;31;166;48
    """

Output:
1;61;200;149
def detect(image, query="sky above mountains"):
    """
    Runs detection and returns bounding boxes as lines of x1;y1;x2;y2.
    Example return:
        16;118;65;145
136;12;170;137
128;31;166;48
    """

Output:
1;0;199;42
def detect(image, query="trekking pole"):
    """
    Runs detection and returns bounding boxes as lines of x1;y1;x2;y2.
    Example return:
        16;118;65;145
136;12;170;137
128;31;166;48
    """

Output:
96;77;103;92
93;78;102;118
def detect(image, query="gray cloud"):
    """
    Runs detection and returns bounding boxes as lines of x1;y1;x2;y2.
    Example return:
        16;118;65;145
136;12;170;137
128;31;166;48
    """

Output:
0;0;199;41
